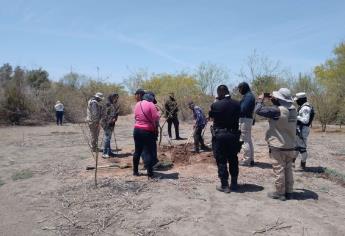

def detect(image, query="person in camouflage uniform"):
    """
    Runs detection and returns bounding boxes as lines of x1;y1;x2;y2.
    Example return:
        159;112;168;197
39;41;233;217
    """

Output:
86;92;104;152
101;93;119;158
164;92;184;140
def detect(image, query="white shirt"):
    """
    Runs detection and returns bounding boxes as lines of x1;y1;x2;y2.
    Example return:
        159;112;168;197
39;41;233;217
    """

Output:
297;102;312;125
55;103;64;112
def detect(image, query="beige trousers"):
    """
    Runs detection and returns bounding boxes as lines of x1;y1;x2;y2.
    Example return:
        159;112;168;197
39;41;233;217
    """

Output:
239;118;254;163
269;149;296;194
89;122;100;151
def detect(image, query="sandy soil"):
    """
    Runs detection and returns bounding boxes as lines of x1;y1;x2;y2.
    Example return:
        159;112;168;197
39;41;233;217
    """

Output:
1;115;345;236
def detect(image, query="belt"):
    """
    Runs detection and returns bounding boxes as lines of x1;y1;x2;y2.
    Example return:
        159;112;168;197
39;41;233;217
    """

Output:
214;128;240;133
240;116;253;119
269;146;296;151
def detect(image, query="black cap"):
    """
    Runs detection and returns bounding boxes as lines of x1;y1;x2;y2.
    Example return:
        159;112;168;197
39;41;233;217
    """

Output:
134;89;145;96
146;91;157;104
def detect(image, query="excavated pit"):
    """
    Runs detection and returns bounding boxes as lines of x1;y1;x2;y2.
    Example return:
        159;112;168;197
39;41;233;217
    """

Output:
158;144;215;166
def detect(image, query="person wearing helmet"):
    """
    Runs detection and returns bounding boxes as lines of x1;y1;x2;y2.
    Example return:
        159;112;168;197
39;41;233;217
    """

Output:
294;92;315;171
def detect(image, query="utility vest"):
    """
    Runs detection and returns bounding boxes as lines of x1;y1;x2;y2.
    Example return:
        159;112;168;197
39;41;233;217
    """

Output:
266;105;297;149
86;99;102;123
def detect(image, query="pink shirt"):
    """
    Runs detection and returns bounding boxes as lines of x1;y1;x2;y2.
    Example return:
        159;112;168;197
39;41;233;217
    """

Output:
134;100;160;132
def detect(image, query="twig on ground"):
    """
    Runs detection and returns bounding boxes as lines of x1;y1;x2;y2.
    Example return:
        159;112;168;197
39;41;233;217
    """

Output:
158;217;183;228
253;218;292;234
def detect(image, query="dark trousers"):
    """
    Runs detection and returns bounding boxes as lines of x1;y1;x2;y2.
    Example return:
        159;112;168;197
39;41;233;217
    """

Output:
194;126;205;150
56;111;64;125
212;131;240;186
133;128;158;174
167;117;179;138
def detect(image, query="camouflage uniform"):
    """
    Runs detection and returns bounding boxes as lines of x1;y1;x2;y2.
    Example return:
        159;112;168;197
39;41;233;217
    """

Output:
86;97;103;151
164;97;180;139
100;101;119;156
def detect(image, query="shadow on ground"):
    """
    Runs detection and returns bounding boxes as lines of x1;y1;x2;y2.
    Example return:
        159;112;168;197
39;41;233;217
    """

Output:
115;152;132;158
304;166;325;173
236;183;264;193
291;188;319;200
254;161;272;169
154;172;179;180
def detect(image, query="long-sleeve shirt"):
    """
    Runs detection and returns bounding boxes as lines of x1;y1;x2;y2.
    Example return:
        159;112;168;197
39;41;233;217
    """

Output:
193;106;207;128
101;102;119;129
209;95;240;130
297;102;312;125
54;103;64;112
134;100;160;132
86;98;103;123
254;100;280;120
164;98;178;119
240;91;255;118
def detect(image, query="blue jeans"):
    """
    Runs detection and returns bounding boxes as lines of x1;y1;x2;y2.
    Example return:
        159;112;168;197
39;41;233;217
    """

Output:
133;128;158;172
56;111;63;125
103;128;113;155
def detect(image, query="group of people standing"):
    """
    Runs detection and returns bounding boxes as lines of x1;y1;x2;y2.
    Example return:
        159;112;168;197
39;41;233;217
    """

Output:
81;82;313;201
86;92;120;158
223;83;314;200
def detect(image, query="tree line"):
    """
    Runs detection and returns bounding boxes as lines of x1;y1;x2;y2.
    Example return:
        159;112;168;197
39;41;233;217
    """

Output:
1;42;344;131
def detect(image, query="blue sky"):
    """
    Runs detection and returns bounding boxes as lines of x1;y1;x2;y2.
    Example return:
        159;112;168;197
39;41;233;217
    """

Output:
1;0;344;83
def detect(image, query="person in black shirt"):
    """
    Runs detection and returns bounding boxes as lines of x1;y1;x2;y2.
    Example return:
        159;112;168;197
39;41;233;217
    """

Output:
209;85;242;193
238;82;256;166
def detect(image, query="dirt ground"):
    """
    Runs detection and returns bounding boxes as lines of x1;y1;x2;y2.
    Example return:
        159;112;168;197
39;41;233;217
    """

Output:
1;115;345;236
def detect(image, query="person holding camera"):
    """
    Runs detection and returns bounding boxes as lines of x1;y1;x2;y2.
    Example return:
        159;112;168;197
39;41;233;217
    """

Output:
255;88;297;201
209;85;241;193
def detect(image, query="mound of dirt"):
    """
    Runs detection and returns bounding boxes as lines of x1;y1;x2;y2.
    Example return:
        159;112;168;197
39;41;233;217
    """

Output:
158;144;215;166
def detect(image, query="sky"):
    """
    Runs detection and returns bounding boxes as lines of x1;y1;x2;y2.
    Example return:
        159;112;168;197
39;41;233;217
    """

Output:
1;0;345;83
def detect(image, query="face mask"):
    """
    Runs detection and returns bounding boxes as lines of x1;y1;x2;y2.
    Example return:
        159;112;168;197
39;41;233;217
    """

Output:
271;98;280;106
296;99;306;106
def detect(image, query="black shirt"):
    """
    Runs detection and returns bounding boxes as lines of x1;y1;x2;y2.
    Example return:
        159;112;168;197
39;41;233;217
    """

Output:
209;96;240;130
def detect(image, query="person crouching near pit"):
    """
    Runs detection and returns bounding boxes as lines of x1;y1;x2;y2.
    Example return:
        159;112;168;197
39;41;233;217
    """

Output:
132;89;160;178
255;88;297;201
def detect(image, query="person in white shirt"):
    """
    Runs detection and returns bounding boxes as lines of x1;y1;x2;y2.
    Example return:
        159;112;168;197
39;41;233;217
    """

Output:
54;100;64;126
294;92;315;171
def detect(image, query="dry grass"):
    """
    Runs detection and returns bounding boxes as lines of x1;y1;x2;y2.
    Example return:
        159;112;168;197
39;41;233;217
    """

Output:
41;177;152;235
11;169;33;181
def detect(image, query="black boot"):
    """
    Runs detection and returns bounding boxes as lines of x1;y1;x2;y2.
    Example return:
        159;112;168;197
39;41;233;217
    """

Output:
301;161;306;170
175;127;185;140
216;179;230;193
133;156;140;176
147;167;154;179
230;177;239;191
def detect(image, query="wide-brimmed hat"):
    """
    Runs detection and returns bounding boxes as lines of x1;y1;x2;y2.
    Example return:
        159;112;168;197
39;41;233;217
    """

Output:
94;92;104;100
272;88;293;103
294;92;307;101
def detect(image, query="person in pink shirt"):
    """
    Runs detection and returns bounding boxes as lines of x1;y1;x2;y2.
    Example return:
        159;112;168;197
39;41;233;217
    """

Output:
133;89;160;178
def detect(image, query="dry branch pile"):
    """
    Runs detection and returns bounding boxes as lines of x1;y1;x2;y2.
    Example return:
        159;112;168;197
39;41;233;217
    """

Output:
41;178;152;235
